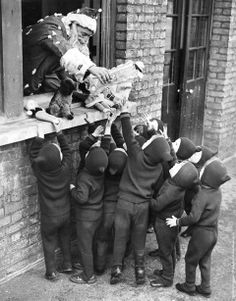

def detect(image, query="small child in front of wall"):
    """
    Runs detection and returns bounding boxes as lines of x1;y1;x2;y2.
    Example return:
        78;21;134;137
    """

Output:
29;122;73;281
94;120;128;275
181;145;218;238
149;161;199;288
69;115;115;285
166;159;230;298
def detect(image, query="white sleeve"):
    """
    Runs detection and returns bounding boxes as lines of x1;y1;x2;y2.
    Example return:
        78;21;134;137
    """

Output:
60;48;95;81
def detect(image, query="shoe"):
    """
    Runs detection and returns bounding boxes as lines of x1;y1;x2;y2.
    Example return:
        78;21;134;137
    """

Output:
45;271;60;282
176;283;196;296
72;262;83;270
153;269;163;277
135;267;146;285
70;273;97;284
94;268;105;276
148;249;160;257
147;226;154;234
57;264;73;274
150;276;172;288
196;285;211;298
110;266;122;285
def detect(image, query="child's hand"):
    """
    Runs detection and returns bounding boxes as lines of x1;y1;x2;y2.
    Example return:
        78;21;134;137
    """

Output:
160;125;168;139
92;125;104;138
70;184;75;190
166;216;178;227
37;124;44;138
52;120;62;133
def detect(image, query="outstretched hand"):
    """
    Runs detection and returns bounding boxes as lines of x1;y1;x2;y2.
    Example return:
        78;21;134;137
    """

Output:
166;215;178;227
92;125;104;138
89;66;112;84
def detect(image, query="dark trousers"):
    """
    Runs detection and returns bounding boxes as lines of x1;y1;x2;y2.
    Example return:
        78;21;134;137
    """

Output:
112;199;149;266
41;213;71;275
95;204;116;271
76;218;102;280
154;217;178;283
185;226;217;293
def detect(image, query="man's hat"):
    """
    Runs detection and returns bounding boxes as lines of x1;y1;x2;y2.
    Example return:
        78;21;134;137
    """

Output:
67;7;102;34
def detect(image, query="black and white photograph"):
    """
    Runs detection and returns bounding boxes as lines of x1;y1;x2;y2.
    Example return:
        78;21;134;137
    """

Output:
0;0;235;300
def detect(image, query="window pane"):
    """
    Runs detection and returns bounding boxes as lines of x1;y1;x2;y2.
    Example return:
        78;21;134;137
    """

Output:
195;49;205;78
192;0;200;14
198;17;208;46
163;52;175;84
190;18;198;47
187;50;195;80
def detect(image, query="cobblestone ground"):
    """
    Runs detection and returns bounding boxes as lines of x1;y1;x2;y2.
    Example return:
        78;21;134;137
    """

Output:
0;157;236;301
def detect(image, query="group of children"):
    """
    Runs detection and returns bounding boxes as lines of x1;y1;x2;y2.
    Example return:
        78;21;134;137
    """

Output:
29;101;230;298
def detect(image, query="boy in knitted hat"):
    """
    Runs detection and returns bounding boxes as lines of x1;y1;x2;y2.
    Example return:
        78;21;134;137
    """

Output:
94;121;128;275
181;146;218;238
166;159;230;298
172;137;201;161
69;116;116;284
23;7;111;95
149;161;199;288
29;122;72;281
110;103;172;286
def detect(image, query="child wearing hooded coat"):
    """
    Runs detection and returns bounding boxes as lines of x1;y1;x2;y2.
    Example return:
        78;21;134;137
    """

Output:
181;146;218;238
149;161;199;288
29;123;72;281
94;121;128;274
69;117;114;285
166;159;230;298
110;104;172;286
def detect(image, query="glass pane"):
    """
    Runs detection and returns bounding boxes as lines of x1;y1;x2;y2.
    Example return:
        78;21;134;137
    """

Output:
165;17;177;50
192;0;200;14
198;17;208;46
163;52;175;84
195;49;205;78
187;50;195;80
190;18;198;47
200;0;211;14
167;0;178;14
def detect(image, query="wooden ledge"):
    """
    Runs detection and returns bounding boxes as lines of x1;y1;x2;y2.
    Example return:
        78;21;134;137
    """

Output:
0;93;107;147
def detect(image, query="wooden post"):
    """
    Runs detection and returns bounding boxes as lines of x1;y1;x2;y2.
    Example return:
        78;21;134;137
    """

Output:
0;0;23;118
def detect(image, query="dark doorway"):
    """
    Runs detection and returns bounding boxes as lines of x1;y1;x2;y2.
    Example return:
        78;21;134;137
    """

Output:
162;0;214;144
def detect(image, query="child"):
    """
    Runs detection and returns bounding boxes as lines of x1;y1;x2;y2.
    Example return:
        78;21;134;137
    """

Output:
94;122;128;274
166;159;230;298
172;137;201;161
110;104;172;285
149;161;199;288
181;146;218;238
29;122;72;281
69;117;114;284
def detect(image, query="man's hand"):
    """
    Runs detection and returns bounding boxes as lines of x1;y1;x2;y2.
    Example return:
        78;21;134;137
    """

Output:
166;215;178;227
37;124;44;139
89;66;112;84
92;125;104;138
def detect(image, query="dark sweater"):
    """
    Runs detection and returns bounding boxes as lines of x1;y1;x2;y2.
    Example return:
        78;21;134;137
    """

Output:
30;133;72;217
103;172;122;203
71;169;104;221
118;113;163;203
151;178;185;220
179;186;222;228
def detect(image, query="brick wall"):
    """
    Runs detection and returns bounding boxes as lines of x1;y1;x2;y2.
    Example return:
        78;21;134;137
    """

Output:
0;126;89;283
116;0;167;122
204;0;236;158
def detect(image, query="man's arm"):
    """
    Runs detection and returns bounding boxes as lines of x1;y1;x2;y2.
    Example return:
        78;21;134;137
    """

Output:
70;174;90;205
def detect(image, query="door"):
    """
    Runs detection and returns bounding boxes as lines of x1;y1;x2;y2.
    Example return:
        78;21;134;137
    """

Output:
162;0;214;145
